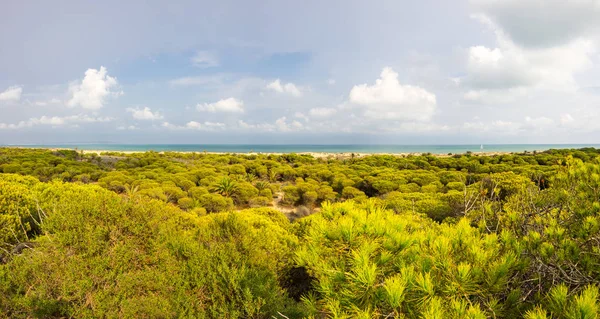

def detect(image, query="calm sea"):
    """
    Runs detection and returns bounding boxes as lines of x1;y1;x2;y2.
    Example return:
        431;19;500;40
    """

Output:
4;144;600;154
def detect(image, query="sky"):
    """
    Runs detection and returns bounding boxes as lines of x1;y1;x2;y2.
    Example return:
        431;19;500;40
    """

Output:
1;0;600;145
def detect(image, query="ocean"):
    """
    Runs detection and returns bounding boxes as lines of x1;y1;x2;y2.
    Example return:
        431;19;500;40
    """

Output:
4;144;600;154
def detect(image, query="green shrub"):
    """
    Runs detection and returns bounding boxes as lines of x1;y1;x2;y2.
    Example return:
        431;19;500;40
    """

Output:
188;186;209;200
259;188;273;198
341;186;367;201
0;180;301;318
177;197;194;210
446;181;465;191
249;196;272;207
233;182;259;205
197;193;234;213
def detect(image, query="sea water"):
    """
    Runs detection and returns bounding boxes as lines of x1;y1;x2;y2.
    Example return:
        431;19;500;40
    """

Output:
5;144;600;154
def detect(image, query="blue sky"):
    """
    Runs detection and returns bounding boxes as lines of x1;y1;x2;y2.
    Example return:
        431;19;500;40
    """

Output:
1;0;600;144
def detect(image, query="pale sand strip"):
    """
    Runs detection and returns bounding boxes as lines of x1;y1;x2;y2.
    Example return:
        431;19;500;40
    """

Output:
2;146;543;159
76;149;526;159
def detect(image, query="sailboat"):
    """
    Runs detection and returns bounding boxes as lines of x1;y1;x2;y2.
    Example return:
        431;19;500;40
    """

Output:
480;144;484;151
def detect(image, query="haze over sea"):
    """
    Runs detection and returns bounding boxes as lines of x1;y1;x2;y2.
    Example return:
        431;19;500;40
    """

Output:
6;144;600;155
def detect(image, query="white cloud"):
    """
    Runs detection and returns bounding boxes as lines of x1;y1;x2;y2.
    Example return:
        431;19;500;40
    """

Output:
237;120;276;131
0;114;113;129
462;87;528;104
186;121;225;130
327;79;336;85
266;79;302;97
561;113;575;125
191;51;219;68
471;0;600;48
162;120;226;131
161;122;177;129
196;97;244;113
67;66;121;110
0;121;30;130
462;119;522;134
461;7;597;103
465;45;537;89
275;116;303;132
33;98;61;107
117;125;138;130
309;107;337;118
186;121;203;129
461;116;560;135
349;67;437;121
464;37;593;92
294;112;309;122
169;75;225;86
0;86;22;102
35;116;65;126
204;121;225;128
126;106;164;120
524;116;554;130
237;118;303;132
63;114;113;123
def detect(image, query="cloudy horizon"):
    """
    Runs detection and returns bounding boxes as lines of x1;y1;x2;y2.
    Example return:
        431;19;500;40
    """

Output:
2;0;600;144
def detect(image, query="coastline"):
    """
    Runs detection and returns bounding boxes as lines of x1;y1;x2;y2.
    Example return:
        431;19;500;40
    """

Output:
3;144;595;157
20;147;534;159
2;145;572;159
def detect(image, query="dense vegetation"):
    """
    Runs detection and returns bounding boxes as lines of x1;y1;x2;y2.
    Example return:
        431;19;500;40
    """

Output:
2;147;600;318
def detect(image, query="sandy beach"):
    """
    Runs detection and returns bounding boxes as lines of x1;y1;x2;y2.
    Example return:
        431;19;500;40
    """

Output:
2;146;546;159
73;149;521;159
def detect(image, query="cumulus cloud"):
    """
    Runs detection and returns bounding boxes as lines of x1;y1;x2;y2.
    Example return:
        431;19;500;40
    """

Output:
117;125;138;130
191;51;219;68
460;5;597;103
196;97;244;113
294;112;309;122
308;107;337;118
465;45;537;89
471;0;600;48
204;121;225;128
237;118;303;132
126;106;164;120
162;120;226;131
349;67;437;121
237;120;276;131
462;87;528;104
266;79;302;97
161;122;177;129
463;35;593;93
0;86;23;102
186;121;203;129
0;114;113;129
65;114;113;124
67;66;122;109
187;121;224;129
275;116;304;132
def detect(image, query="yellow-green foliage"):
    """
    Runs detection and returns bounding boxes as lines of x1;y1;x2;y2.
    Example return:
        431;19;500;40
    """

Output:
294;200;521;318
0;175;40;246
0;147;580;214
3;148;600;318
0;177;299;318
